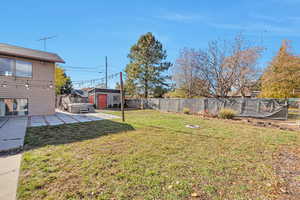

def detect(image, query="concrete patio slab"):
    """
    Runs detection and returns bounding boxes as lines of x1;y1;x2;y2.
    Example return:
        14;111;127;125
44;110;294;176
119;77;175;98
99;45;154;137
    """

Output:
71;115;93;122
0;118;9;128
45;115;64;126
55;113;78;124
27;110;119;127
0;117;27;152
30;116;47;127
88;112;119;119
84;115;104;121
0;154;22;200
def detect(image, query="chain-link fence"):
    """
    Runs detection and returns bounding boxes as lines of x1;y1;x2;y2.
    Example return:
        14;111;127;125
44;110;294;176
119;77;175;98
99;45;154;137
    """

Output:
126;98;288;120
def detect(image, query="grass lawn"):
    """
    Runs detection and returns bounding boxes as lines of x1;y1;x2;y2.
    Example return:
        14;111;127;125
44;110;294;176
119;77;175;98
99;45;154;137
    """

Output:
18;110;300;200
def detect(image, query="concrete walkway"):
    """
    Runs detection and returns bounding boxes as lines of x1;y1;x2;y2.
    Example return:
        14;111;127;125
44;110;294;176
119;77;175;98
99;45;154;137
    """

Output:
0;118;27;199
0;154;21;200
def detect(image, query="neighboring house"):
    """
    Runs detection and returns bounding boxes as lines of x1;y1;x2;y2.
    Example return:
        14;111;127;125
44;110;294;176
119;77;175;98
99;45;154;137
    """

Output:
0;43;65;116
56;89;94;114
71;89;89;103
227;87;260;98
88;88;121;109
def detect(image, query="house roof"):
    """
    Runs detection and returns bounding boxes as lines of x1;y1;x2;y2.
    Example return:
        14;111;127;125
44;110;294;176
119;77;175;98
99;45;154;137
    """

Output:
0;43;65;63
88;88;121;94
71;89;88;98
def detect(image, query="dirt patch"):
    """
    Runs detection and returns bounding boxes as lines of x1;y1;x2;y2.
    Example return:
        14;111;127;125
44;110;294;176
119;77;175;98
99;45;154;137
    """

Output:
274;148;300;200
239;118;300;131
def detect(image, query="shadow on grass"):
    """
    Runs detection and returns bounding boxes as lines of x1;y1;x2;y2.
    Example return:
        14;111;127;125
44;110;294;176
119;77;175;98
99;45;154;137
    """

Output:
23;120;134;151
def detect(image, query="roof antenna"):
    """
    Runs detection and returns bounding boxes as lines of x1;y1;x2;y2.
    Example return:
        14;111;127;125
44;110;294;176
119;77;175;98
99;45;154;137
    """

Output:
37;35;57;51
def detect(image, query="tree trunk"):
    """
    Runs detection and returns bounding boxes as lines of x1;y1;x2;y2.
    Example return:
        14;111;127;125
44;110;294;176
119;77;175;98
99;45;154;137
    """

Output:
145;80;148;98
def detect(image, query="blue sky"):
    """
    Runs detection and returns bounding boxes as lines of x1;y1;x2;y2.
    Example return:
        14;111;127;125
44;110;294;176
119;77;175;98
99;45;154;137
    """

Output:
1;0;300;88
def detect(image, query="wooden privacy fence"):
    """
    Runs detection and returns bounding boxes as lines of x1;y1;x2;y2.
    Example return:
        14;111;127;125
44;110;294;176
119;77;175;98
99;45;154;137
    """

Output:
126;98;289;120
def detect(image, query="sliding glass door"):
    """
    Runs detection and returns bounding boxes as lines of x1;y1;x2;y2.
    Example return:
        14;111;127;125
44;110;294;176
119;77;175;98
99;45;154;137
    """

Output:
0;99;5;117
0;98;28;116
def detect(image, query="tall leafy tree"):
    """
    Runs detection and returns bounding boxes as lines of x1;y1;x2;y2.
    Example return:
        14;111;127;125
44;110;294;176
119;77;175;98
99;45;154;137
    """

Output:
260;41;300;98
125;32;172;98
55;66;73;95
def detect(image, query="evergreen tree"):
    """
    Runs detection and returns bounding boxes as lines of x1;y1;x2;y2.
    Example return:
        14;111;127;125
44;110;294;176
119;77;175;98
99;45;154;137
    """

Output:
124;79;137;97
260;41;300;98
125;32;172;98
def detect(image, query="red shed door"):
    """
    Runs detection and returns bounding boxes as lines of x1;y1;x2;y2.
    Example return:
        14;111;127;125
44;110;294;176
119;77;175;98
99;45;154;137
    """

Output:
89;95;94;104
97;94;107;109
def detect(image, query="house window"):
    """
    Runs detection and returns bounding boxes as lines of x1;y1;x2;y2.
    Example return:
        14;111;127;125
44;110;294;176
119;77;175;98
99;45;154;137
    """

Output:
0;58;32;77
0;58;14;76
16;60;32;77
113;95;120;103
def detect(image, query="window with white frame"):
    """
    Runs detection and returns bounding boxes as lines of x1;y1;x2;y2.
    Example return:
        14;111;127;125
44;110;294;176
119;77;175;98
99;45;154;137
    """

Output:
0;58;32;77
16;60;32;77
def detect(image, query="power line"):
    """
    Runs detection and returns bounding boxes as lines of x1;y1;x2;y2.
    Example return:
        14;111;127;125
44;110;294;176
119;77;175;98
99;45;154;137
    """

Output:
61;65;99;70
63;69;101;73
72;72;119;89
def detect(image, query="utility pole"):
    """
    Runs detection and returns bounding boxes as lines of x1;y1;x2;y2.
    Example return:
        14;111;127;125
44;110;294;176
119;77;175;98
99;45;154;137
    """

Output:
120;72;125;122
37;35;57;51
105;56;108;89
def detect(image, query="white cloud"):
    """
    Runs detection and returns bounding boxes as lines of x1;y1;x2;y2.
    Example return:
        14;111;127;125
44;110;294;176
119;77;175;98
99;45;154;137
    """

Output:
158;13;205;22
250;14;283;23
156;12;300;37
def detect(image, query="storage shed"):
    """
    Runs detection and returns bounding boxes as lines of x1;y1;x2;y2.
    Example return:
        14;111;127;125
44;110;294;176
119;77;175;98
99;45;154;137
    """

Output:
88;88;121;109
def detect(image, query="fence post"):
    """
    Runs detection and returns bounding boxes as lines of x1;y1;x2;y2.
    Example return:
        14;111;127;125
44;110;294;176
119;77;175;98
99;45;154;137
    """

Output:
204;98;208;112
241;98;245;114
257;101;261;113
158;98;160;110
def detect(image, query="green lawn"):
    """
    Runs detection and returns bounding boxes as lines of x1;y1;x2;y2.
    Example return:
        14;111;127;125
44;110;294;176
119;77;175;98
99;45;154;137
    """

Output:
18;110;299;200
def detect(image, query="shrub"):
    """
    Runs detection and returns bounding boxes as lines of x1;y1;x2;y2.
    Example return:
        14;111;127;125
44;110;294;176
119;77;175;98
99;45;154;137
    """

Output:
218;108;236;119
198;110;217;118
183;107;190;114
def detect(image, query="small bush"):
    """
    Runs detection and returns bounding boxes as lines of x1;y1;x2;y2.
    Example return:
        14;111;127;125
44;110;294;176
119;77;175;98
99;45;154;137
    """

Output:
198;110;217;118
183;107;190;114
218;108;236;119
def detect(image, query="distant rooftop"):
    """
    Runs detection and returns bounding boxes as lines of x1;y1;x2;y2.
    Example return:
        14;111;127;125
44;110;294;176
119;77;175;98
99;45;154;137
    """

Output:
0;43;65;63
88;88;121;94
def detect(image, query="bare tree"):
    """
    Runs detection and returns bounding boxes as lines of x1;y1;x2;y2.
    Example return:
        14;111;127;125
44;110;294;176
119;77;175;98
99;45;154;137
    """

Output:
172;48;209;98
197;35;263;97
